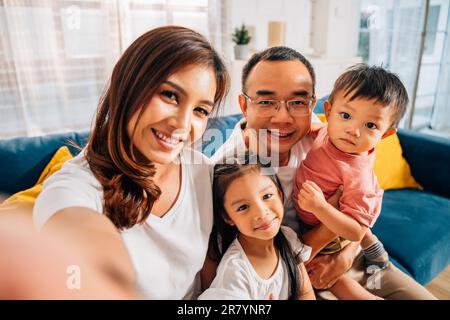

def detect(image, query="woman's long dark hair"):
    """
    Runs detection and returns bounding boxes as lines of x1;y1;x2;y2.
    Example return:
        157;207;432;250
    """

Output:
86;26;229;230
210;154;303;300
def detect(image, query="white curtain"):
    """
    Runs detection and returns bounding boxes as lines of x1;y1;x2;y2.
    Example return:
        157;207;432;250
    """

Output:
0;0;227;139
0;0;121;138
361;0;427;128
431;3;450;132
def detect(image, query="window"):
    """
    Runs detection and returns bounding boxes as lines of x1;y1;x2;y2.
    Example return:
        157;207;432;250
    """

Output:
358;0;450;134
0;0;222;139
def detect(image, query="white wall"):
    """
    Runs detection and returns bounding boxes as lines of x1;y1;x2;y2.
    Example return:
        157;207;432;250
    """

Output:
229;0;360;58
229;0;313;55
310;0;361;58
223;0;363;116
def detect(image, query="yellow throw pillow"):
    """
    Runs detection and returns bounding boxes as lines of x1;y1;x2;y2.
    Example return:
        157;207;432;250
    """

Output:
316;113;421;190
2;146;73;207
316;113;327;124
374;133;422;190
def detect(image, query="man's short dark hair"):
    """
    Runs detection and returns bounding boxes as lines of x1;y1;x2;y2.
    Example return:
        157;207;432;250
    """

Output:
329;63;409;127
242;46;316;94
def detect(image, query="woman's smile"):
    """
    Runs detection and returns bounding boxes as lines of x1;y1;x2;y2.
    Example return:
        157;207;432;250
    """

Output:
151;128;185;151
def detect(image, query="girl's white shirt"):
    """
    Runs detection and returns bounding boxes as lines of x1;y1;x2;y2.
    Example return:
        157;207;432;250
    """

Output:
198;226;311;300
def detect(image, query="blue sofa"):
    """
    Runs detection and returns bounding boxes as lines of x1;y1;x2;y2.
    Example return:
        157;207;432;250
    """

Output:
1;113;450;285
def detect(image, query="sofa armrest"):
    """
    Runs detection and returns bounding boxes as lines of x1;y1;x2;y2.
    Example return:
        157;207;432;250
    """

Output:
397;129;450;199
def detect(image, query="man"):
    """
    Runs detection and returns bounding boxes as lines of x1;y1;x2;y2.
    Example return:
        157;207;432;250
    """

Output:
209;46;435;299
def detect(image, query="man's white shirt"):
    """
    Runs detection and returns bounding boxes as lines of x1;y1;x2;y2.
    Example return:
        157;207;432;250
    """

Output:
210;114;320;232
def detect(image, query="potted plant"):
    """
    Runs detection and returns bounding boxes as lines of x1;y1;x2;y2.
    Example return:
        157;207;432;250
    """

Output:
232;24;251;60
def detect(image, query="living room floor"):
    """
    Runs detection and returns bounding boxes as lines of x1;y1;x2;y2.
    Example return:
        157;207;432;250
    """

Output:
426;265;450;299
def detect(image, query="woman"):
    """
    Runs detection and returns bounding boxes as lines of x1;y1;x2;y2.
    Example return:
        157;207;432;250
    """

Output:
33;26;229;299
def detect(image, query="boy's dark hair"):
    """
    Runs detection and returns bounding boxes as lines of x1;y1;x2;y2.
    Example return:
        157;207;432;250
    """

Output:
329;63;409;127
209;152;304;300
241;46;316;94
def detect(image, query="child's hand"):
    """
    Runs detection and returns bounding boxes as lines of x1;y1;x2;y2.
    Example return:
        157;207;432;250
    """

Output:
298;180;328;213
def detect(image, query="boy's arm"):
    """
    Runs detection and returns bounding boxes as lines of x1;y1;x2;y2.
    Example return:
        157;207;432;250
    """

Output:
300;186;343;262
297;181;367;242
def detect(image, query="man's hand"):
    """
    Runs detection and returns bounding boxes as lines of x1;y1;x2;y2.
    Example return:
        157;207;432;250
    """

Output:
306;241;359;290
298;180;328;213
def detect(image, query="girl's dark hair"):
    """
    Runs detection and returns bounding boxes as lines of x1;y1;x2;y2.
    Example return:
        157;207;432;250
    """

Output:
86;26;229;230
210;153;303;300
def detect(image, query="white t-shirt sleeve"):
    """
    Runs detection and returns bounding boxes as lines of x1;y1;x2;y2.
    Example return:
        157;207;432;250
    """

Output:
198;259;253;300
33;156;103;230
281;226;312;262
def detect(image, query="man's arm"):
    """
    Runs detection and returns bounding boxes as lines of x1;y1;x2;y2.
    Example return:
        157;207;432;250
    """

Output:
301;223;337;263
306;240;360;290
298;263;316;300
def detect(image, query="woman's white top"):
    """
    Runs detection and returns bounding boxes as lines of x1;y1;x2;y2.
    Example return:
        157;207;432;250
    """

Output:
33;148;214;300
198;226;311;300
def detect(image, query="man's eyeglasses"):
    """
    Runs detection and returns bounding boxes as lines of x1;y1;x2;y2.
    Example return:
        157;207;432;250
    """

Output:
242;92;315;117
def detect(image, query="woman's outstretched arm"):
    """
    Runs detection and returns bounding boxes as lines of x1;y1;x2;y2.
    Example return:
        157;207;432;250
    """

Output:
42;207;136;293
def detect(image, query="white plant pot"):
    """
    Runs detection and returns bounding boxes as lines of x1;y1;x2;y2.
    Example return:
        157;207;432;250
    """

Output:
234;44;249;60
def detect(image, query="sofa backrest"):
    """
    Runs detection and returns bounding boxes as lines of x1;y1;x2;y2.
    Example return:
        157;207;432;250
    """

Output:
0;115;245;195
0;131;89;194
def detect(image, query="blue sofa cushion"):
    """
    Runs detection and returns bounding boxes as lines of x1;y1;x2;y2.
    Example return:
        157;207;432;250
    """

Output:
0;131;89;194
313;95;328;114
372;189;450;285
202;113;243;157
398;129;450;199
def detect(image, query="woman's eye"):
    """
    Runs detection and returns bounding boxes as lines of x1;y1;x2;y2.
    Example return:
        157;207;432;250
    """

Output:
237;204;248;212
194;106;210;118
161;90;178;103
366;122;377;130
263;193;273;200
340;112;351;120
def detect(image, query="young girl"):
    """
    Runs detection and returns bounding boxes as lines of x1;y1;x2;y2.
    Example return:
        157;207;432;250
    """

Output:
293;64;409;299
199;154;315;300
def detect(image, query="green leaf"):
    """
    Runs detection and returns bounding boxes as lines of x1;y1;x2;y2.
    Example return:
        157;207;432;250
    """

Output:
232;24;251;45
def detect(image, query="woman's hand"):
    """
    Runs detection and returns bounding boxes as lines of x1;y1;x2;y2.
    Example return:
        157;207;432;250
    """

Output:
306;241;359;290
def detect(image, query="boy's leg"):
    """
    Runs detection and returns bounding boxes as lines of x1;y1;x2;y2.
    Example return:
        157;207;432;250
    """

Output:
329;274;381;300
361;229;389;271
346;252;437;299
